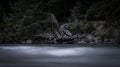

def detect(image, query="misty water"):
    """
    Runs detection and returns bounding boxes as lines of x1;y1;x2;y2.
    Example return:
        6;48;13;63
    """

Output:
0;45;120;67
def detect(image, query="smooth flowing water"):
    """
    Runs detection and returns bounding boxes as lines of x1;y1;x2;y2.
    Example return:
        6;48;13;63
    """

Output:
0;45;120;67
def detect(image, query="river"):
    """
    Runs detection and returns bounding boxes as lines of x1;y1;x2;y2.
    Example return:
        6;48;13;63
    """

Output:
0;45;120;67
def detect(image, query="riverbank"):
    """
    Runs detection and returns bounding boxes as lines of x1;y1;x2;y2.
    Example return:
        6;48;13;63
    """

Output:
0;44;120;47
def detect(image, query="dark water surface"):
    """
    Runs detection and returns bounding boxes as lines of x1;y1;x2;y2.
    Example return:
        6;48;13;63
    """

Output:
0;45;120;67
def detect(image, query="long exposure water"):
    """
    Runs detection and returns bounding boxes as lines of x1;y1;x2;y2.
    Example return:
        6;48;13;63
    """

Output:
0;45;120;67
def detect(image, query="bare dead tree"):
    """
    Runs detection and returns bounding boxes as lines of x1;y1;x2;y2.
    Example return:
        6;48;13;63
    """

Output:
47;13;62;38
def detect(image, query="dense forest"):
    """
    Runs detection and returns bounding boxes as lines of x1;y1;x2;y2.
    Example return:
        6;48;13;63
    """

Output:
0;0;120;44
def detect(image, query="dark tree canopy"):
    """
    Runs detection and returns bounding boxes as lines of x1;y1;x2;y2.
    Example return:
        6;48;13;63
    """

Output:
0;0;120;44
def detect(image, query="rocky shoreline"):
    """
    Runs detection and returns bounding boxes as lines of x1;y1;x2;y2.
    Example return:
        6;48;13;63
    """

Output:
2;14;118;44
20;33;117;44
20;21;118;44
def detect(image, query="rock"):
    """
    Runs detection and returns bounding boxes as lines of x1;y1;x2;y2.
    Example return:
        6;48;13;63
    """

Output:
77;39;87;44
55;37;74;44
72;34;78;39
89;41;95;44
73;34;82;39
21;41;26;44
110;39;115;44
94;36;102;44
95;40;102;44
80;34;87;39
104;39;111;44
62;30;72;37
26;39;32;44
86;34;94;41
77;40;87;44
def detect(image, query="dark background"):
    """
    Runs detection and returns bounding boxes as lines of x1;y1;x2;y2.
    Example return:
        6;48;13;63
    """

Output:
0;0;120;44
